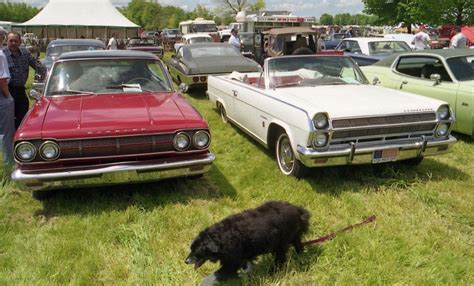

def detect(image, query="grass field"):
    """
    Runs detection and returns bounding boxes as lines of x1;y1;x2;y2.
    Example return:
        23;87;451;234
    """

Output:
0;60;473;285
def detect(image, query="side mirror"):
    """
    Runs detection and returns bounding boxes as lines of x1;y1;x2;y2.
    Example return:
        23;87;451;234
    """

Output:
28;89;41;101
179;83;189;93
430;74;441;85
372;76;381;85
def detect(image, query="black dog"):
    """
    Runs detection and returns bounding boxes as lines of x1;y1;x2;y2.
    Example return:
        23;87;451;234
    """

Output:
185;201;310;282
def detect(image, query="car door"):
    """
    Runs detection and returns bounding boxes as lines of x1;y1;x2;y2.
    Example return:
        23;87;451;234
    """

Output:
394;55;458;115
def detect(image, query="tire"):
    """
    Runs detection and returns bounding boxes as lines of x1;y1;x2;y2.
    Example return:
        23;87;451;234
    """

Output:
32;190;55;200
275;133;308;178
219;103;228;124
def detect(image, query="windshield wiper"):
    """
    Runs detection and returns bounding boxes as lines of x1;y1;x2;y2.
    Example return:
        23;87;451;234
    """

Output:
105;84;153;93
49;89;96;95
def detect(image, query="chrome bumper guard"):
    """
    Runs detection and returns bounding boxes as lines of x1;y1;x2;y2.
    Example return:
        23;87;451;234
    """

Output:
297;136;456;168
12;153;215;191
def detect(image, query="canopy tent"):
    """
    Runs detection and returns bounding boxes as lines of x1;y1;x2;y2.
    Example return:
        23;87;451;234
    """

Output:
16;0;140;39
461;26;474;44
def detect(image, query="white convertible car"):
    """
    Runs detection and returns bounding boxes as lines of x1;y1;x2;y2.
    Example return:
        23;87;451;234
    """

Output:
207;55;457;177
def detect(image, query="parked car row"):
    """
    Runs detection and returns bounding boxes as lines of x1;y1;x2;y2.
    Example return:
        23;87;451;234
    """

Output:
12;41;473;200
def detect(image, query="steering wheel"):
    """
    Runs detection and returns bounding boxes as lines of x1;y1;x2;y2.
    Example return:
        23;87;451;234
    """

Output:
126;77;153;85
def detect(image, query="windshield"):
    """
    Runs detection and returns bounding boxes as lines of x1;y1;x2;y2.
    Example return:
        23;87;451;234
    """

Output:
368;41;411;55
45;59;172;96
447;56;474;81
194;24;217;33
166;29;180;35
188;37;212;44
267;56;368;88
128;38;155;45
47;45;103;57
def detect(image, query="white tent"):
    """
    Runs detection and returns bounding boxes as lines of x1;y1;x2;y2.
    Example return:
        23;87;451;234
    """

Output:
17;0;140;39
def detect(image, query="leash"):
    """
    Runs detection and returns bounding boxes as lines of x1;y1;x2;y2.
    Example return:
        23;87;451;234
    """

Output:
303;215;376;247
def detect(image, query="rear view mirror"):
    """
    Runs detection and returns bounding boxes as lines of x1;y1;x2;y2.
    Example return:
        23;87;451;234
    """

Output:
372;77;381;85
29;89;41;101
179;83;189;93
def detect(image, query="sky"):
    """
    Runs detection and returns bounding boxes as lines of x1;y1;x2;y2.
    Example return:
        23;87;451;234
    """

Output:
10;0;365;18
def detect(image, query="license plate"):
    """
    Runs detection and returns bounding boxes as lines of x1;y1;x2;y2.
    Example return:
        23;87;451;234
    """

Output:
372;148;399;163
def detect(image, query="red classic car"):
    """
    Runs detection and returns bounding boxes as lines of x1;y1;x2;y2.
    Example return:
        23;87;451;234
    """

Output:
12;50;215;199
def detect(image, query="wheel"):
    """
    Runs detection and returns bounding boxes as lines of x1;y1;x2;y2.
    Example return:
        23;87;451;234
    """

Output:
32;190;55;200
402;156;424;166
127;77;153;85
219;103;228;124
275;133;308;178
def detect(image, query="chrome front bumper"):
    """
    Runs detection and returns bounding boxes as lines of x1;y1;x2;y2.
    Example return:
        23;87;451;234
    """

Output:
297;136;456;167
12;153;215;191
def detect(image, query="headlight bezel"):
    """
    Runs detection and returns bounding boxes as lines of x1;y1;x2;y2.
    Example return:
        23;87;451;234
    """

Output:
435;123;449;137
192;130;211;149
437;105;450;120
39;140;61;161
313;113;329;130
14;141;37;162
312;132;329;148
173;132;191;151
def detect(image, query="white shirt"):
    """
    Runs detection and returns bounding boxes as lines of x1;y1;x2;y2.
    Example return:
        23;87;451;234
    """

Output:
0;50;10;82
108;37;118;50
450;32;467;48
412;31;430;50
228;34;241;52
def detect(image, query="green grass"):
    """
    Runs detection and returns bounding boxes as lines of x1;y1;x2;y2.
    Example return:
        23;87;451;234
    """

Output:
0;60;473;285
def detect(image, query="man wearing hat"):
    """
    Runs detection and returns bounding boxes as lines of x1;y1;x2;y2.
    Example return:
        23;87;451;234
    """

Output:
0;28;14;166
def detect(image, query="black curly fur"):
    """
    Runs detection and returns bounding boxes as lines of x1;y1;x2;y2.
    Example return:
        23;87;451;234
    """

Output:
185;201;310;281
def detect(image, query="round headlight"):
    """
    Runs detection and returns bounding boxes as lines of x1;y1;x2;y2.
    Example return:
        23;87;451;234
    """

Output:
437;105;450;120
436;123;449;137
313;113;329;129
173;132;190;151
39;141;60;161
193;131;210;149
15;142;37;162
312;133;329;148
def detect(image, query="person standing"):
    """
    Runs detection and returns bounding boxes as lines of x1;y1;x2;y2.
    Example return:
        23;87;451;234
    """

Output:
411;25;431;50
3;32;47;129
450;27;467;48
228;28;241;52
107;32;118;50
0;29;14;166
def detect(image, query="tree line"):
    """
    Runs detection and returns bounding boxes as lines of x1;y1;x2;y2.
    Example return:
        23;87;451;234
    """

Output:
1;0;472;32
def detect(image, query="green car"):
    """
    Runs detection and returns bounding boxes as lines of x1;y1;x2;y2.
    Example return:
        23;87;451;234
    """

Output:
361;49;474;136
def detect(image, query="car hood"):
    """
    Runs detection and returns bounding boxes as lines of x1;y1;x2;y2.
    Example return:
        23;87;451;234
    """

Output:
16;92;206;140
271;84;446;119
188;56;260;74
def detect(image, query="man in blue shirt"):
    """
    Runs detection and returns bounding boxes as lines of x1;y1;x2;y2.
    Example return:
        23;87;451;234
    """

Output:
3;32;46;129
0;28;14;166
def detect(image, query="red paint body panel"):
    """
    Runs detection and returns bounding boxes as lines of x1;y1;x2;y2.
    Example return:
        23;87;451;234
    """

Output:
15;92;208;141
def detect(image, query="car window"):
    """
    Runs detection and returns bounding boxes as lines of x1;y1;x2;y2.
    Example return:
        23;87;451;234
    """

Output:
189;45;240;58
46;59;172;95
338;40;360;53
47;45;103;57
446;56;474;81
396;56;452;82
368;41;410;55
177;47;184;59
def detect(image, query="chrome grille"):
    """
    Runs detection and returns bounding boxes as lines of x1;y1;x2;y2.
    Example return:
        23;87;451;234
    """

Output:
59;134;174;159
332;113;436;128
329;113;438;144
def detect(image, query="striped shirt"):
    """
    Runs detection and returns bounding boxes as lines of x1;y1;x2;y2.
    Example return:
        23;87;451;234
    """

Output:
2;47;46;87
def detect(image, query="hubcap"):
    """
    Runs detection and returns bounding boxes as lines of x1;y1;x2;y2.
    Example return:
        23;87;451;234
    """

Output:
278;136;294;173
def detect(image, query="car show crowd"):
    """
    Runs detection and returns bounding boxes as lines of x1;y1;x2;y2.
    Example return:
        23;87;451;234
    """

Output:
0;11;473;196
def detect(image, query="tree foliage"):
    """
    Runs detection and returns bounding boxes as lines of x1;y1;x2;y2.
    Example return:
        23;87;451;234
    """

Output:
319;13;378;26
319;14;334;25
363;0;473;29
0;2;40;23
212;0;265;15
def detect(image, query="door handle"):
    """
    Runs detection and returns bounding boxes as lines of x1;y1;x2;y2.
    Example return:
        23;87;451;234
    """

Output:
232;90;238;97
462;102;469;107
399;80;408;89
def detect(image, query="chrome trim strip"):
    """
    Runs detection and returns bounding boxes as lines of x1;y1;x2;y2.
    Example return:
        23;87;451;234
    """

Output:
12;153;215;191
